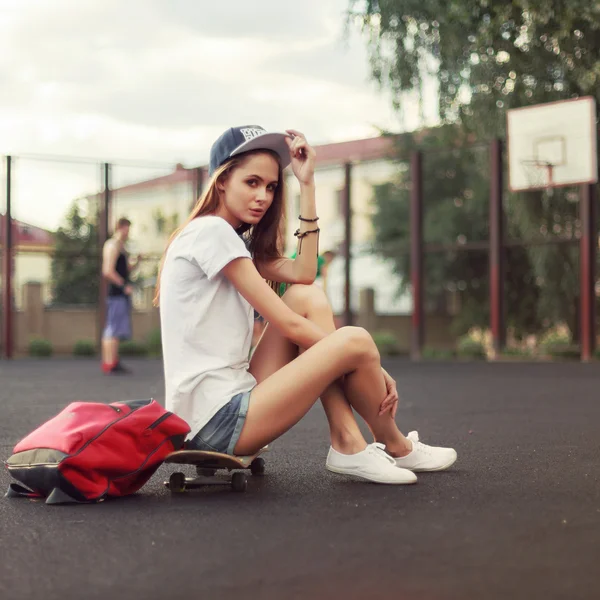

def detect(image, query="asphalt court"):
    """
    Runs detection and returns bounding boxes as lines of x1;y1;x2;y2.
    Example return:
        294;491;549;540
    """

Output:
1;358;599;600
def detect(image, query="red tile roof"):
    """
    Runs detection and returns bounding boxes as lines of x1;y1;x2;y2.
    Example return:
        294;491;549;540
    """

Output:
0;215;54;249
105;164;196;195
310;136;397;165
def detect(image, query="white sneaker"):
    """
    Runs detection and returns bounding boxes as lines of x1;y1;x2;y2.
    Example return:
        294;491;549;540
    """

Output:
393;431;457;472
326;443;417;485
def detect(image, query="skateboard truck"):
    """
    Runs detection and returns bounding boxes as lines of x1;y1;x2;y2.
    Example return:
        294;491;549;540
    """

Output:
164;449;267;494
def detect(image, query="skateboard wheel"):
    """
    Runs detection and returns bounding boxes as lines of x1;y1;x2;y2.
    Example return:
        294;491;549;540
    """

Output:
169;472;186;493
231;472;247;492
250;457;265;475
196;467;217;477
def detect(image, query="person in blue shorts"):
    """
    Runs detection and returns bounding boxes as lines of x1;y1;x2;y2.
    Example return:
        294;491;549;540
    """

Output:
101;217;141;374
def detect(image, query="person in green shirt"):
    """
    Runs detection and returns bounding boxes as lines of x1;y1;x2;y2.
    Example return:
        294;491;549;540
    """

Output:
279;252;326;296
254;251;334;348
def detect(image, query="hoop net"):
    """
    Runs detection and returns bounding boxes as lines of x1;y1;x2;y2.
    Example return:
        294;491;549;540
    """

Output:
520;160;555;195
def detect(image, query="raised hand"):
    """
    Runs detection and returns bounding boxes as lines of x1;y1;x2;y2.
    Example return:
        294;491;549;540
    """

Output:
285;129;316;186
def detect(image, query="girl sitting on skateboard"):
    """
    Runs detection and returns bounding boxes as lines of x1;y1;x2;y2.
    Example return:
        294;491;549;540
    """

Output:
155;125;456;485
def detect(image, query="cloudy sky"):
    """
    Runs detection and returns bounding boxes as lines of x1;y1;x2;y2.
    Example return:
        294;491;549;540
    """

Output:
0;0;437;229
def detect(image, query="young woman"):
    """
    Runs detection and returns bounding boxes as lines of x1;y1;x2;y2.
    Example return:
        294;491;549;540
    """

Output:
155;125;457;485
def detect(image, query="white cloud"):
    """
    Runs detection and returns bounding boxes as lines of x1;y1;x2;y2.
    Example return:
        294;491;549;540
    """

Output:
0;0;437;229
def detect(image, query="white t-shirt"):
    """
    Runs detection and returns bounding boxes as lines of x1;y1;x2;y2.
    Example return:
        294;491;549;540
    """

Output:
159;215;256;438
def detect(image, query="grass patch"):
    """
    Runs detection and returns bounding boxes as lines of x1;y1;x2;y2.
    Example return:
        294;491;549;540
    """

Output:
372;331;402;356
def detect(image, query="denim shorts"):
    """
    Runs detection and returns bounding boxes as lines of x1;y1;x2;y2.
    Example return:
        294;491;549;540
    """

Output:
186;390;252;455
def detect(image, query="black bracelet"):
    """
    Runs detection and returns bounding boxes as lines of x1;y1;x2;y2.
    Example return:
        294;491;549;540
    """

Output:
293;227;320;255
298;215;319;222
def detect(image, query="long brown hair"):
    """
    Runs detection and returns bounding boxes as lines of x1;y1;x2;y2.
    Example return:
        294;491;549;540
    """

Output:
153;150;286;306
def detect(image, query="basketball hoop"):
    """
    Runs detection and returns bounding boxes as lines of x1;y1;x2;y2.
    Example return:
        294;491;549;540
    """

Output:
507;98;597;192
520;159;556;196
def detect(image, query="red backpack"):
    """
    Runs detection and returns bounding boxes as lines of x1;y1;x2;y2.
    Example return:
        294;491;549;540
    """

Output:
4;398;190;504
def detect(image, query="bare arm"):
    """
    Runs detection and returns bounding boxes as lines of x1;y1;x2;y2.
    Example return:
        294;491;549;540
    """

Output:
128;254;143;274
256;130;319;286
222;257;328;349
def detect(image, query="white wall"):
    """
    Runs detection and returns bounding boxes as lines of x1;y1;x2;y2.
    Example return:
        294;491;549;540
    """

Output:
284;158;402;253
14;252;52;308
112;179;195;277
284;158;410;314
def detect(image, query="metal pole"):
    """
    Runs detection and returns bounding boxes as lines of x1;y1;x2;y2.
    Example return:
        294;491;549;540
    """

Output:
97;163;111;350
104;163;111;238
343;162;353;326
410;151;424;359
2;156;13;359
489;140;505;358
579;182;596;361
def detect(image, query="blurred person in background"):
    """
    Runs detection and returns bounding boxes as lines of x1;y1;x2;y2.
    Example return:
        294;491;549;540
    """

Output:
278;249;335;296
101;217;142;374
266;248;337;344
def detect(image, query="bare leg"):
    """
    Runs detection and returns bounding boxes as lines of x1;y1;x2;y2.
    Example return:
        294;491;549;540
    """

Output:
250;287;365;454
111;339;119;364
101;338;116;364
237;285;411;457
284;286;411;457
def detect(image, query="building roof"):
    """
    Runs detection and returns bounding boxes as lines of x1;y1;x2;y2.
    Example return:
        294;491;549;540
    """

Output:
104;135;400;194
310;135;397;166
99;164;196;196
0;215;54;250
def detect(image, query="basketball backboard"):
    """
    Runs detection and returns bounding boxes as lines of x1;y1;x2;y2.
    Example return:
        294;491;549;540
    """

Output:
507;97;598;192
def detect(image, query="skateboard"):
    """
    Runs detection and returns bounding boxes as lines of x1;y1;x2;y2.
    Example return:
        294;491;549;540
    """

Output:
164;446;268;494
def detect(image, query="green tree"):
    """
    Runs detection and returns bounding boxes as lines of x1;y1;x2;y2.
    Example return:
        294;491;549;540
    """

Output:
51;202;100;304
349;0;599;132
351;0;596;338
372;126;542;336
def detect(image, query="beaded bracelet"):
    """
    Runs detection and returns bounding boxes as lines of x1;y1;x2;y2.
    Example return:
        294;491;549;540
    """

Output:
298;215;319;222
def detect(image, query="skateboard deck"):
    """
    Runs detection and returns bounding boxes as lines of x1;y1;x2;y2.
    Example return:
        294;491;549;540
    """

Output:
164;446;268;494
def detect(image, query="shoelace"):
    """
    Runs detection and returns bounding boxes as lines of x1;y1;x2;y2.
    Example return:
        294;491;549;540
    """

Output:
366;442;396;465
408;431;433;456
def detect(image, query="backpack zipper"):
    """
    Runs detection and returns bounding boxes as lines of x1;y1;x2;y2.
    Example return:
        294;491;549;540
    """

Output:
147;412;172;430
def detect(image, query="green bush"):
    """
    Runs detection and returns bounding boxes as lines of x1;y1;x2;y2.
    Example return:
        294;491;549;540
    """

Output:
372;331;402;356
28;337;53;358
500;346;532;358
456;335;486;359
538;329;571;354
73;339;96;357
538;329;578;359
119;340;148;357
147;328;162;357
422;347;455;360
